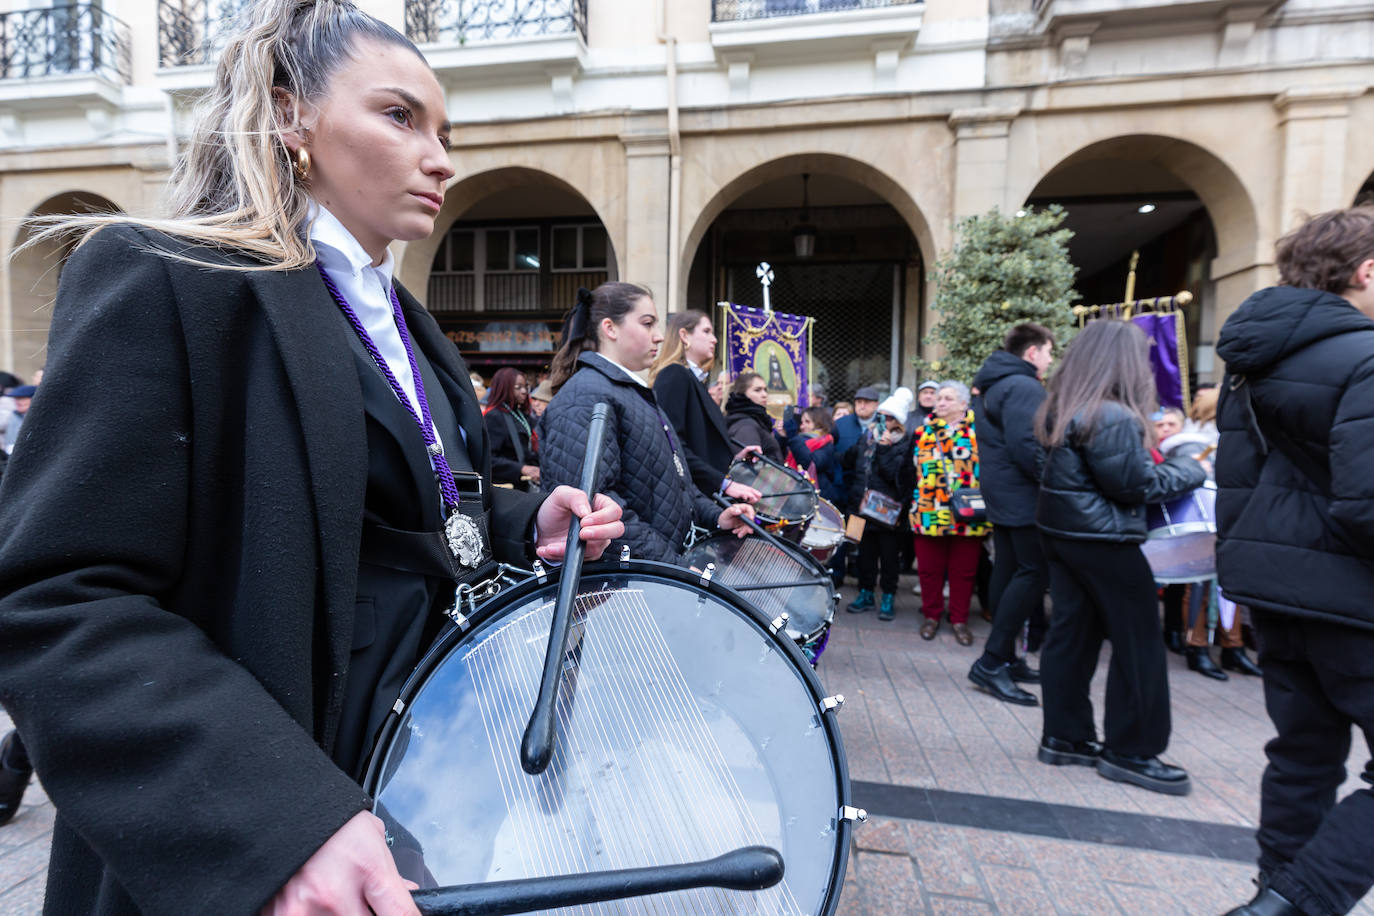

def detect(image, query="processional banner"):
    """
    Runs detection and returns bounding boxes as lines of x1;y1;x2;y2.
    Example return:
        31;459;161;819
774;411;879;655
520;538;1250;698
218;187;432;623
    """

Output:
1129;312;1188;409
719;303;815;424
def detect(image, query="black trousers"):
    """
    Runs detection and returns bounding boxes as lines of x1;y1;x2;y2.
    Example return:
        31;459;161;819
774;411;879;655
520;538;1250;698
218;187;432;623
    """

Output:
857;524;901;594
1040;536;1172;759
1252;611;1374;916
984;524;1048;663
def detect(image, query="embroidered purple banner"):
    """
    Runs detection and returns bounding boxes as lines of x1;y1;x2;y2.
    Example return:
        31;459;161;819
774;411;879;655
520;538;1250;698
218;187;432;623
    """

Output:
1132;312;1187;409
720;303;814;425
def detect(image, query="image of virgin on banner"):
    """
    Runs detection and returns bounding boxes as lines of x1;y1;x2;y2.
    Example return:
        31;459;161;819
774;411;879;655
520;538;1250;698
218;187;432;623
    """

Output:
719;303;814;425
1132;311;1188;409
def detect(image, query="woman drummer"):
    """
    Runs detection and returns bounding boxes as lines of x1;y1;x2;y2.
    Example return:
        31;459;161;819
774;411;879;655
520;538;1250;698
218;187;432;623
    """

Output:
0;1;622;913
541;284;754;563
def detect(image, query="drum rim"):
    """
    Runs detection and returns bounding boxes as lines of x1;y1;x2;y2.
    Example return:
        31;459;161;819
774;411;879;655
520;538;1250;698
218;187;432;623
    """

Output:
679;531;838;640
727;456;820;526
362;557;855;916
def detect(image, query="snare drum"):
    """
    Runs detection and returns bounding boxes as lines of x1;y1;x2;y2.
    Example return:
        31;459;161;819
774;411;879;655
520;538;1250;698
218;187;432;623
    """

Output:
363;560;856;915
797;498;846;565
680;533;837;665
726;453;818;531
1141;481;1218;584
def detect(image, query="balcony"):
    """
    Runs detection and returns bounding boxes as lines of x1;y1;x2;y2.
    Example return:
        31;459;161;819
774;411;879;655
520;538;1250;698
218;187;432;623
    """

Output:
405;0;588;84
158;0;247;68
712;0;920;22
709;0;923;66
0;4;129;82
406;0;586;46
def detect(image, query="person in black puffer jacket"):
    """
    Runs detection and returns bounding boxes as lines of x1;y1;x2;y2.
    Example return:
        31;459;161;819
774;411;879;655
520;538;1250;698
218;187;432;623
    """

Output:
542;283;754;563
967;323;1055;707
1214;208;1374;916
1034;319;1206;798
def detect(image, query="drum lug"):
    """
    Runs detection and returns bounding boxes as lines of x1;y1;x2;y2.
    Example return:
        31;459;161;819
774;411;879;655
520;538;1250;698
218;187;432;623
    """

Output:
819;694;845;713
839;805;868;823
533;559;548;583
700;562;715;587
391;698;406;716
769;612;789;635
619;545;631;566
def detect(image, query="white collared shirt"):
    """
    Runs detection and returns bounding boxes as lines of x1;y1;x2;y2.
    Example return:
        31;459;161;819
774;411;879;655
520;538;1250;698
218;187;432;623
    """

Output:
309;204;450;452
602;354;651;388
687;359;708;383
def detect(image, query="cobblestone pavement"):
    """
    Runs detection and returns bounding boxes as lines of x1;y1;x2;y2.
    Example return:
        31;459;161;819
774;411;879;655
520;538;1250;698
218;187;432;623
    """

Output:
1;575;1370;915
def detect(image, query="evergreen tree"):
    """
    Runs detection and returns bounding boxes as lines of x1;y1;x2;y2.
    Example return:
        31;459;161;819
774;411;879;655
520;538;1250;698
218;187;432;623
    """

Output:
917;206;1078;383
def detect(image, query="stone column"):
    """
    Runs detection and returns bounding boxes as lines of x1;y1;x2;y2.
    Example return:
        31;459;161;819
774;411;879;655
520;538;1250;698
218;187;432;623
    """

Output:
620;129;671;317
1274;86;1365;233
948;106;1021;222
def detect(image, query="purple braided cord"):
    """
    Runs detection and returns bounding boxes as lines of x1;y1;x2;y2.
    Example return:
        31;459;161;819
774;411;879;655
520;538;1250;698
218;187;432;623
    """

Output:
316;264;461;512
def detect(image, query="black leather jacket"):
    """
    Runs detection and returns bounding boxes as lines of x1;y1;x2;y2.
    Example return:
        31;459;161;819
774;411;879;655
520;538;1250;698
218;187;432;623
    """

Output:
1037;402;1206;542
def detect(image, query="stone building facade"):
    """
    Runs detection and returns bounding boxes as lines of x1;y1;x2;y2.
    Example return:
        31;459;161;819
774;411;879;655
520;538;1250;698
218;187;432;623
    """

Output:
3;0;1373;395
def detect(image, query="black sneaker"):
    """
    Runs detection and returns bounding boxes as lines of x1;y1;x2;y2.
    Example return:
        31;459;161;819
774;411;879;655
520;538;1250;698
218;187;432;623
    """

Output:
1007;656;1040;684
968;660;1038;706
1037;736;1103;767
1096;748;1191;796
0;732;33;827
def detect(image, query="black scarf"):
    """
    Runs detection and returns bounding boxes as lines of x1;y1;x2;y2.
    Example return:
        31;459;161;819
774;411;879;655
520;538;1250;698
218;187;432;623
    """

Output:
726;393;773;430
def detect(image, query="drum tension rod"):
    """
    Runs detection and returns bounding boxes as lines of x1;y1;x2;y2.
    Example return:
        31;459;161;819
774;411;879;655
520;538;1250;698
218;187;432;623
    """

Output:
819;694;845;713
619;545;631;566
769;612;789;635
840;805;868;824
699;562;715;587
533;559;548;583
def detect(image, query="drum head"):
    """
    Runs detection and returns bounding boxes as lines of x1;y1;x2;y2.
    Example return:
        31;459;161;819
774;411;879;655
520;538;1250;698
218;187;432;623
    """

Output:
365;562;850;916
800;499;845;552
680;533;836;644
728;458;818;526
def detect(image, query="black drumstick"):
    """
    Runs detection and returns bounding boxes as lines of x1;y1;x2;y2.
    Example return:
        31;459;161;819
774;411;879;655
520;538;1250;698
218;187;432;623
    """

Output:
413;845;784;916
521;401;610;775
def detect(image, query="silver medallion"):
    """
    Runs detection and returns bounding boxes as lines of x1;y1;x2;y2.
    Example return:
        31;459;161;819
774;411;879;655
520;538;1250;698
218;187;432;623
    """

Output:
445;510;485;568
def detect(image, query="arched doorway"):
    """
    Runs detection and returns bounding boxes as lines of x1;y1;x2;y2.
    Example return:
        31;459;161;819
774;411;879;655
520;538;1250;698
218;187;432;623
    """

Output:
1024;135;1260;387
683;156;927;403
8;191;123;379
408;168;618;378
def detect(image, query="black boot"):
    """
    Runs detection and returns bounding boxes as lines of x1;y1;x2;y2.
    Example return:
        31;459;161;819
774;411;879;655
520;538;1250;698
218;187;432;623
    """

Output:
0;731;32;827
968;660;1038;706
1163;630;1184;654
1096;748;1191;796
1037;736;1102;767
1187;646;1229;681
1221;647;1263;677
1221;886;1304;916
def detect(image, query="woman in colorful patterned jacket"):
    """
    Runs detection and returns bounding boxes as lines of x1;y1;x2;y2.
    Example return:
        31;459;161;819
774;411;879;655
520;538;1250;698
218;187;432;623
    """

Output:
913;380;991;646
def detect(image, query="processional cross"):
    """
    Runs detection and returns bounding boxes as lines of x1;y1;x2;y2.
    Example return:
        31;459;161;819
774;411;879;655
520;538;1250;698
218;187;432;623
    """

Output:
756;262;774;312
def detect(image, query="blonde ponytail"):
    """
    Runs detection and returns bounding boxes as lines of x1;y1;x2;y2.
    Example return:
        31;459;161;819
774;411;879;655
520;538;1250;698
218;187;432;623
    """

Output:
20;0;425;270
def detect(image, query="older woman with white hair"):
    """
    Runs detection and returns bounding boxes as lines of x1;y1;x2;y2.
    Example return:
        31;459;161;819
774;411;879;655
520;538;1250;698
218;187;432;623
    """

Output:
913;379;991;644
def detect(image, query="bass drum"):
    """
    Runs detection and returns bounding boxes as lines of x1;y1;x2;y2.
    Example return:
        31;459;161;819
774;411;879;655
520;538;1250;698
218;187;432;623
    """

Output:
363;560;855;916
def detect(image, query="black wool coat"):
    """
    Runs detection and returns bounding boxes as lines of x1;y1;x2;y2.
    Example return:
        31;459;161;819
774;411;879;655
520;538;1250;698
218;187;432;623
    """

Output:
1215;285;1374;632
484;403;538;489
652;362;734;495
971;350;1045;527
0;226;543;916
542;353;719;562
1037;403;1206;542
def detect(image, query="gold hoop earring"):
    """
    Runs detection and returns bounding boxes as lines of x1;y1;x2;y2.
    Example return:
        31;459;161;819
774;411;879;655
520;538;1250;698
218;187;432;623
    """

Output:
292;147;311;181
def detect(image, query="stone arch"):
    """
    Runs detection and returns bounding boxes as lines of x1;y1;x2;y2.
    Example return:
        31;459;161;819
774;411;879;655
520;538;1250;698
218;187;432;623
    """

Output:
1015;133;1262;281
397;166;621;300
7;191;124;378
679;152;938;309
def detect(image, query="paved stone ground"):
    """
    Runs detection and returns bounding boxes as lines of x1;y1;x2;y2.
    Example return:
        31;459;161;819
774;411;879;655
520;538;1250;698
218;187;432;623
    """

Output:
1;574;1370;915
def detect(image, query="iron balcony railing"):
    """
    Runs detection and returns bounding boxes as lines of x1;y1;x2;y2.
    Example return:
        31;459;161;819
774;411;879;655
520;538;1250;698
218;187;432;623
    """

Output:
406;0;587;46
712;0;920;22
0;3;130;81
159;0;248;67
